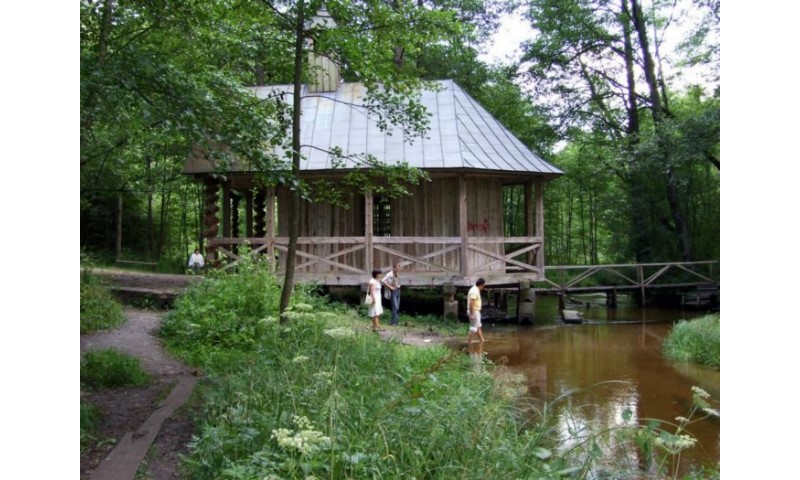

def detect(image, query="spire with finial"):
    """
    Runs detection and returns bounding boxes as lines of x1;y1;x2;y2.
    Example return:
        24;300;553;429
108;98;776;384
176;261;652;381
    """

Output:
308;5;339;93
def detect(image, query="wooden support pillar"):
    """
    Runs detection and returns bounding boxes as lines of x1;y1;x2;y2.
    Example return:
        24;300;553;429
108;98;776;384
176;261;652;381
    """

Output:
517;280;535;324
202;176;220;265
222;183;231;239
365;190;374;274
443;282;458;322
525;180;534;266
266;187;276;271
607;288;618;308
535;179;545;276
638;265;647;307
231;192;241;254
245;190;254;238
254;189;266;237
459;175;469;278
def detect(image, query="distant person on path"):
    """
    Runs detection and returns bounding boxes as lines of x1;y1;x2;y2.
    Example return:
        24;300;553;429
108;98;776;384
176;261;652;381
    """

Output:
368;269;384;332
382;263;402;325
188;248;204;274
467;278;486;344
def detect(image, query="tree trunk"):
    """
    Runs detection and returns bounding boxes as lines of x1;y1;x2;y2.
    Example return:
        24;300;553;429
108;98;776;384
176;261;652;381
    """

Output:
81;0;116;167
631;0;692;261
279;0;306;315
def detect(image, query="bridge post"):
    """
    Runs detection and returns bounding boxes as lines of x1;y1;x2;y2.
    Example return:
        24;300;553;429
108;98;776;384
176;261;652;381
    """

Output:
518;280;535;324
607;288;617;308
443;282;458;322
638;265;646;307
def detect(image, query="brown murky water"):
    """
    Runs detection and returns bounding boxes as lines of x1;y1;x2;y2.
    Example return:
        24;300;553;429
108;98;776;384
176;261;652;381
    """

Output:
479;294;720;476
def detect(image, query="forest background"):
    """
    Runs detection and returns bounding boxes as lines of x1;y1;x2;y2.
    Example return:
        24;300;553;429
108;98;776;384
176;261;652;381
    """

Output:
1;1;791;479
77;0;719;270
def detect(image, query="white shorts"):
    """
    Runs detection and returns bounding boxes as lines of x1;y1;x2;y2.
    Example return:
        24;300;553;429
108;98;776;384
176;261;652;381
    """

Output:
469;311;482;332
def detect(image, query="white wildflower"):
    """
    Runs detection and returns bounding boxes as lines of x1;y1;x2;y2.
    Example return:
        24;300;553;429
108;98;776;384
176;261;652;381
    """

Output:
323;327;355;339
259;316;279;326
691;386;710;399
675;416;690;424
272;420;331;456
702;407;720;417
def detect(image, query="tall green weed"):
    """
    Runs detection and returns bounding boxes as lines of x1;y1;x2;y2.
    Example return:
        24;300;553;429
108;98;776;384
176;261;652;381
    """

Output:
80;264;125;334
663;314;720;368
81;349;152;388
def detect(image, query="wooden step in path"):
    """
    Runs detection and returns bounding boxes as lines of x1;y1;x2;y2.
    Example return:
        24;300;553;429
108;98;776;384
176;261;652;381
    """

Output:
89;375;199;480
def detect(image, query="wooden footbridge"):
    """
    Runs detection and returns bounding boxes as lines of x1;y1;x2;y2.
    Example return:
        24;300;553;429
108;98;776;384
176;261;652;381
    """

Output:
538;260;719;306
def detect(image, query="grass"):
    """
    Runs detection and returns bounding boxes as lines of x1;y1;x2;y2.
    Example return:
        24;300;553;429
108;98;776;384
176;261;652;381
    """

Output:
159;255;717;479
81;349;152;389
663;314;720;368
80;401;103;452
81;265;125;334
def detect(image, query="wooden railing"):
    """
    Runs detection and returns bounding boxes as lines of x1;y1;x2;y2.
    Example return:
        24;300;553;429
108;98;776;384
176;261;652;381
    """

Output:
542;261;719;293
209;235;543;285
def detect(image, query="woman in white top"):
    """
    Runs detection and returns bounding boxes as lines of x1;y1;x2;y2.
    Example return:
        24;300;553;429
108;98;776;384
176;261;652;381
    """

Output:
368;269;384;332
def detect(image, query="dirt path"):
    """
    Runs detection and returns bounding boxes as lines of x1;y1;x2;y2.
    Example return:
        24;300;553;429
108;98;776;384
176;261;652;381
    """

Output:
81;309;192;379
81;308;197;480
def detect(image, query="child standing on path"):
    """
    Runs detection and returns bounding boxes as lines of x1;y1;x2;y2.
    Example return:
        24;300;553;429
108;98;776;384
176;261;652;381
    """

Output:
368;270;384;332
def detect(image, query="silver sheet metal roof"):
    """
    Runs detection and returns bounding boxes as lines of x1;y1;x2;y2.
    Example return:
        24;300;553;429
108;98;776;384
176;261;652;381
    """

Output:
185;80;563;176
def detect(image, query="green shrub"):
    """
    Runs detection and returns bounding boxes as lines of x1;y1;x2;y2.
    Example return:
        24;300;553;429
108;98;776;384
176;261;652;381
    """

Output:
81;349;152;388
80;401;102;452
160;253;333;362
663;314;720;368
81;266;125;334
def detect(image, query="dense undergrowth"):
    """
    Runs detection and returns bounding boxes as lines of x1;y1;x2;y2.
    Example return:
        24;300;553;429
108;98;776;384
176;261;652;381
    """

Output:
663;314;720;368
160;255;719;479
81;348;152;389
80;261;125;334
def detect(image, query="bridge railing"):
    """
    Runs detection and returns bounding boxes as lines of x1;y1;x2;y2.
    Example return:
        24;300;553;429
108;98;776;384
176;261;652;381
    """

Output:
541;261;719;292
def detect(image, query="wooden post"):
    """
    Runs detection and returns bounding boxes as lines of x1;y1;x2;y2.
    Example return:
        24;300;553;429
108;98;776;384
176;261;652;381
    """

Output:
443;282;458;322
266;187;276;271
203;176;220;265
231;192;240;254
116;192;123;260
535;178;545;276
254;189;266;237
607;288;618;308
365;190;374;274
518;280;535;324
525;180;534;266
459;175;469;278
222;183;231;240
638;265;646;307
245;190;254;238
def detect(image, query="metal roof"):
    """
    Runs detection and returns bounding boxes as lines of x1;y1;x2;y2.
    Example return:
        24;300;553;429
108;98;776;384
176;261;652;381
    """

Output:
184;80;563;176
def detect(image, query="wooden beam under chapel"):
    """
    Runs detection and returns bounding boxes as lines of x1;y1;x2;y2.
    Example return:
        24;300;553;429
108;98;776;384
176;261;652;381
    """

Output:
365;190;374;273
535;178;545;272
525;180;534;265
459;175;469;277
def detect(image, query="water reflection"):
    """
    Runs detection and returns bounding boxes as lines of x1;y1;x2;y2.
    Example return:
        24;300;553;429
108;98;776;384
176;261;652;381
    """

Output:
479;296;720;477
468;340;484;373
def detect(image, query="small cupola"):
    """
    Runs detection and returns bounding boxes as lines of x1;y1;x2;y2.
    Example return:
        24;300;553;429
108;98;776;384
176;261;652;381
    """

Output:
308;6;340;93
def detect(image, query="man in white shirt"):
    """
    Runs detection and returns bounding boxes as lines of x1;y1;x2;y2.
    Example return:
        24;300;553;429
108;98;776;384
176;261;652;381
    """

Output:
382;263;402;325
467;278;486;344
188;248;205;274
